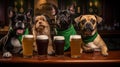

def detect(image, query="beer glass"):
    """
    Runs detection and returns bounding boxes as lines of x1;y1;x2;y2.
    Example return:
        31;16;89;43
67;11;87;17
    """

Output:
70;35;82;58
54;36;65;57
22;35;34;58
36;35;49;57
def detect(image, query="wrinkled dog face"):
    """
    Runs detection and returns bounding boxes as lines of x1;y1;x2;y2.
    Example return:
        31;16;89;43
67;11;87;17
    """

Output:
56;10;72;31
75;15;102;36
34;15;49;32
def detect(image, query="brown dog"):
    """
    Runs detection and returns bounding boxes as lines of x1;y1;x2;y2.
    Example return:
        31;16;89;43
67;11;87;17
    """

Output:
75;15;108;56
32;15;54;55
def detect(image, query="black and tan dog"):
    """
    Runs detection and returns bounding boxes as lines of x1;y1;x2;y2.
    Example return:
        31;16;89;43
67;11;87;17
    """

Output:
32;15;55;55
75;15;108;56
0;7;33;58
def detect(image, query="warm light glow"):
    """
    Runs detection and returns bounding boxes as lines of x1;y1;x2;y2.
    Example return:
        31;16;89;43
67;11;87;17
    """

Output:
95;1;98;7
20;0;23;6
39;0;47;4
89;1;93;7
77;7;80;13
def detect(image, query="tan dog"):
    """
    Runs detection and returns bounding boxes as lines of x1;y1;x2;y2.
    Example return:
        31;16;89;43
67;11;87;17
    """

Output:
32;15;54;55
75;15;108;56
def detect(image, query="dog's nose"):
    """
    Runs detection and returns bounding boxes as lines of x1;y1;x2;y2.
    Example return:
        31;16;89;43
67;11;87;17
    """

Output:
39;22;42;24
86;23;92;28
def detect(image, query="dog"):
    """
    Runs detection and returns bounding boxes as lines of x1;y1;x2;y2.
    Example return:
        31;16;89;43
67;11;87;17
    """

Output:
74;14;108;56
55;10;77;51
0;7;33;58
32;15;55;55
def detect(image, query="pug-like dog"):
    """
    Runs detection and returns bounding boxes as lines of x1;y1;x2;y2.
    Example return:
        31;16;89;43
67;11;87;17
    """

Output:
55;10;76;51
0;7;33;58
75;15;108;56
32;15;54;55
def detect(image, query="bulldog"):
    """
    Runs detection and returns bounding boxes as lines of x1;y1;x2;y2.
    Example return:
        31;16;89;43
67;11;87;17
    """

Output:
32;15;55;55
0;7;33;58
74;15;108;56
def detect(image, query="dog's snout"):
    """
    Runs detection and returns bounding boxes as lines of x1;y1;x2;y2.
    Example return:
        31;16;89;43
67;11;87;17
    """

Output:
86;23;91;27
39;22;42;24
16;22;25;29
85;23;92;29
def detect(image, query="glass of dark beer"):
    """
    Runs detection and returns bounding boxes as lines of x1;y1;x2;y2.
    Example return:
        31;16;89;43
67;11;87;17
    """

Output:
36;35;49;57
54;36;65;57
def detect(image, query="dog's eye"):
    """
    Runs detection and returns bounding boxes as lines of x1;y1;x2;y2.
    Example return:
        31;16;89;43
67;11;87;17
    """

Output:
90;19;95;24
81;19;86;25
42;19;45;21
35;20;38;23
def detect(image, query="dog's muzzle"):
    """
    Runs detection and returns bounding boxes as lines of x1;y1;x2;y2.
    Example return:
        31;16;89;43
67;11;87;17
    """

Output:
15;22;25;34
56;16;70;30
83;23;94;35
38;25;45;30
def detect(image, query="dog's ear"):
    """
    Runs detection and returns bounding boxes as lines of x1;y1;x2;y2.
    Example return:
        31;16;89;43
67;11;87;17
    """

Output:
95;15;103;24
74;15;82;23
25;8;33;19
67;4;75;15
51;4;58;16
8;7;16;18
44;15;52;24
41;15;47;21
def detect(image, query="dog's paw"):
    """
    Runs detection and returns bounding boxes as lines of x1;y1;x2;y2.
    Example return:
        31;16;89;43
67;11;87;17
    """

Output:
102;52;108;56
33;47;38;52
84;49;94;53
3;52;12;58
47;46;55;55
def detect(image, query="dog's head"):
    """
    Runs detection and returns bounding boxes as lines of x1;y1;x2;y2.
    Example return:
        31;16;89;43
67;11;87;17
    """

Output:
34;15;50;33
55;10;73;31
75;15;103;36
8;7;33;35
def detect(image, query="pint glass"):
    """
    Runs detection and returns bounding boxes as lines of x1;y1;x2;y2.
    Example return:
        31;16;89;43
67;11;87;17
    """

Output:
54;36;65;57
22;35;34;58
36;35;49;57
70;35;82;58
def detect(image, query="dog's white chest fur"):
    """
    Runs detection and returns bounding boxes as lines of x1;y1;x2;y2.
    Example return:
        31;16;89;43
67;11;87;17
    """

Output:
86;42;101;51
11;37;22;53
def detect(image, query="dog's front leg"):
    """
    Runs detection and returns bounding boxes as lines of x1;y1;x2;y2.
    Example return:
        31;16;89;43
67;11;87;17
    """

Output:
2;46;12;58
2;39;12;57
47;38;55;55
100;43;108;56
32;28;37;52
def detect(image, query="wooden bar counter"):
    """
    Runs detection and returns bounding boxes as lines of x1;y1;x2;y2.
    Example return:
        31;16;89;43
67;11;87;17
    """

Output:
0;50;120;66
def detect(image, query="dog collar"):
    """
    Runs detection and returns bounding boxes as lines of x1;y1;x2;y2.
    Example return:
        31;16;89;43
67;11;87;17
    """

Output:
57;24;76;51
82;32;98;44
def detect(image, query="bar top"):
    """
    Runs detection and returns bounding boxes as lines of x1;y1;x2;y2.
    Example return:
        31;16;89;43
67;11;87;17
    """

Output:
0;50;120;64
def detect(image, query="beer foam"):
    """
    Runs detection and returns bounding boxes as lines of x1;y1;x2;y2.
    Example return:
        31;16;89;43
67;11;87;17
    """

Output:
70;35;81;41
24;35;33;38
54;36;65;40
37;35;48;40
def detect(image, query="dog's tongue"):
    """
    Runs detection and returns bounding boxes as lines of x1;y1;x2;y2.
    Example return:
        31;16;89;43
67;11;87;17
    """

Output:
17;29;24;34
